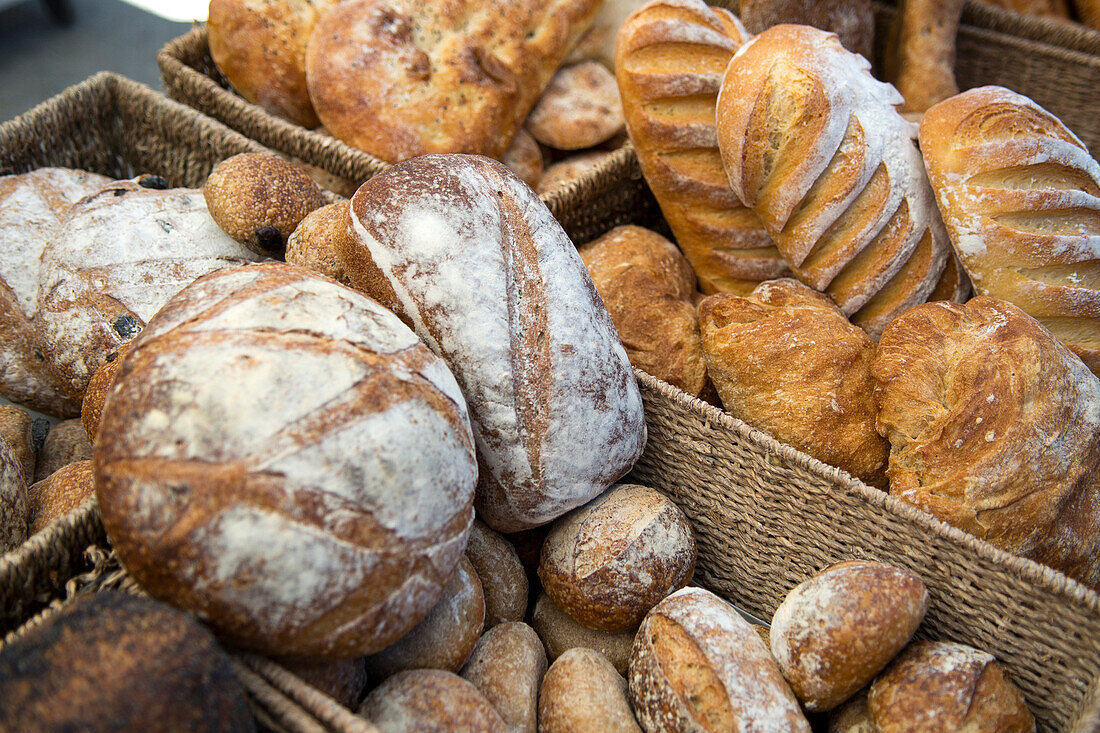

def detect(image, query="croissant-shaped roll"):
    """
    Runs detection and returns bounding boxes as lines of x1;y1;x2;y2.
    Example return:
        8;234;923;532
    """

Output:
920;86;1100;376
616;0;786;295
717;24;950;336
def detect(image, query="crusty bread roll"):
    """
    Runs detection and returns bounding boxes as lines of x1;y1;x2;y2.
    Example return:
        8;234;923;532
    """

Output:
27;459;94;535
285;201;355;288
0;439;28;552
873;296;1100;589
460;622;547;733
616;0;784;295
885;0;966;113
95;263;478;657
539;484;695;633
538;647;641;733
0;168;112;416
531;592;636;675
770;561;928;711
35;418;91;482
868;641;1035;732
919;86;1100;374
305;0;600;163
740;0;874;59
81;342;130;442
207;0;336;128
359;669;507;732
526;61;624;151
717;24;951;336
579;225;708;397
698;279;889;487
343;154;646;532
629;587;810;732
0;405;34;483
0;592;254;732
466;519;529;629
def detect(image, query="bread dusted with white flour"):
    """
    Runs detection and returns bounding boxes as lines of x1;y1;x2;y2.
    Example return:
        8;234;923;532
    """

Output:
717;24;951;336
344;154;646;533
94;263;478;657
919;86;1100;375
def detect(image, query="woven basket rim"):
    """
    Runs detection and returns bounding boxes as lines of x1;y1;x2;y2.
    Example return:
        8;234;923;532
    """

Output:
960;0;1100;56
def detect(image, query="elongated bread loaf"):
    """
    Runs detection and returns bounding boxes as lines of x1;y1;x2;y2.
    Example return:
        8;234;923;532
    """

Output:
919;86;1100;375
616;0;784;295
717;24;951;336
343;154;646;533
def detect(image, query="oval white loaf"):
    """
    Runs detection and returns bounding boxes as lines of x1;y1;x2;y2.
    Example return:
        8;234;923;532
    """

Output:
343;154;646;532
94;262;478;658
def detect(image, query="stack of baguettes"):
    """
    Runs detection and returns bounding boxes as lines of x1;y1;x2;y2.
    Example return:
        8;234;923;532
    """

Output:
606;0;1100;591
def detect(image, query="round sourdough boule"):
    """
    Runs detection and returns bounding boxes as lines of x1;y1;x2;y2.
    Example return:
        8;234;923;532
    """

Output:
35;418;92;482
460;622;547;732
501;128;544;189
0;592;254;732
204;153;326;257
81;341;131;442
0;439;28;552
27;459;94;534
531;592;636;675
466;519;528;628
94;262;477;658
629;587;809;732
539;484;696;632
526;61;625;150
0;404;34;482
359;669;507;732
285;201;354;287
365;556;485;678
868;641;1034;732
770;560;928;712
274;655;370;709
538;647;641;733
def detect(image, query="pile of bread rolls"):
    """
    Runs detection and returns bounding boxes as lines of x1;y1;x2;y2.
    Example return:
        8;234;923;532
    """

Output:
600;0;1100;591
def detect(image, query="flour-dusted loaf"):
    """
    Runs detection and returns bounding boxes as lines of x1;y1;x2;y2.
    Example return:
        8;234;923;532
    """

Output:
526;61;624;151
359;669;508;732
344;154;645;532
873;296;1100;589
460;622;547;733
919;86;1100;374
0;168;112;416
629;587;810;732
36;181;261;402
539;647;641;733
207;0;337;128
94;262;478;657
305;0;601;163
717;24;951;336
466;519;529;628
616;0;783;295
531;592;636;675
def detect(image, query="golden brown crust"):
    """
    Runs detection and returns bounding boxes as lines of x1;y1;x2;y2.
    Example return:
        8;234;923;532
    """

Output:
526;61;624;151
698;279;889;487
27;459;94;535
305;0;601;162
579;225;708;397
886;0;966;113
530;592;636;675
285;201;355;287
459;622;547;732
465;519;528;628
207;0;335;128
616;0;784;295
926;250;972;304
359;669;507;731
0;405;34;484
919;86;1100;375
739;0;874;59
872;296;1100;588
81;341;130;442
538;647;641;732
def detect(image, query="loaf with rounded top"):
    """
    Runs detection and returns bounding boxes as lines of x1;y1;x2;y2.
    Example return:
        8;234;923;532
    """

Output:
539;647;641;733
95;262;478;657
769;560;928;712
616;0;783;295
460;622;547;733
344;154;645;532
285;201;355;287
629;586;809;732
359;669;507;732
539;483;695;632
717;24;951;336
919;86;1100;374
526;61;624;151
873;296;1100;589
81;341;131;442
531;592;636;674
466;519;529;628
305;0;601;163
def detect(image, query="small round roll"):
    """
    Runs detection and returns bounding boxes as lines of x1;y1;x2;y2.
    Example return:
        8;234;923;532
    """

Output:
531;592;636;675
359;669;506;733
539;647;641;732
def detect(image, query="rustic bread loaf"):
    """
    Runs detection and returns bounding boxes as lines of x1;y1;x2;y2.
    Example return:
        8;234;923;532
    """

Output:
344;154;645;532
919;86;1100;374
539;647;641;733
539;484;695;632
305;0;601;163
359;669;508;732
27;459;94;535
207;0;336;128
526;61;624;151
698;279;889;487
0;168;112;416
616;0;783;295
873;296;1100;589
579;225;708;397
466;519;529;628
81;341;131;442
629;586;810;732
740;0;874;59
0;404;35;483
460;622;547;733
501;128;544;190
868;641;1035;732
770;561;929;711
717;24;951;336
0;592;255;732
94;262;478;657
36;181;261;401
274;655;370;709
0;439;28;552
285;201;355;287
35;418;92;482
885;0;966;113
531;591;636;675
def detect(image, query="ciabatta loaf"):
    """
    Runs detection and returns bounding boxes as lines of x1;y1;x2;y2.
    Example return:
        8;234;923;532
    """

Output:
919;86;1100;375
616;0;784;295
717;24;951;336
